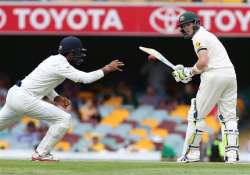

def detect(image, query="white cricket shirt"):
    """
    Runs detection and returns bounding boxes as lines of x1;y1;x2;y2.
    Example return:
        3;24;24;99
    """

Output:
20;54;104;100
192;26;234;72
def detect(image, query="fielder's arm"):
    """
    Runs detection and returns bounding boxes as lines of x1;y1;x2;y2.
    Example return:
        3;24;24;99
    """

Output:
102;60;124;75
56;60;124;84
46;89;59;101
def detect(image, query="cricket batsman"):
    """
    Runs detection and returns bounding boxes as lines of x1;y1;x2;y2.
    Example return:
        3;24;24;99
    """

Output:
0;36;124;161
172;12;239;163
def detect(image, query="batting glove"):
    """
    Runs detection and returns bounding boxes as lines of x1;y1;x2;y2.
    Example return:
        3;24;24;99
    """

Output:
172;65;193;83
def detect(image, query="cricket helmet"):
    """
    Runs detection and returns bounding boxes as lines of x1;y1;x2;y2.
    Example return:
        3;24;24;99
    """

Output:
58;36;86;65
178;12;200;39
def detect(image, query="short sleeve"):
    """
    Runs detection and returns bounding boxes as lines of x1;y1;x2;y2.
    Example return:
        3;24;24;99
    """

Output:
193;36;207;54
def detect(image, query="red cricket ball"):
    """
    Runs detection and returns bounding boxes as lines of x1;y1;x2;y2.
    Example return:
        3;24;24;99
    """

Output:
148;55;158;62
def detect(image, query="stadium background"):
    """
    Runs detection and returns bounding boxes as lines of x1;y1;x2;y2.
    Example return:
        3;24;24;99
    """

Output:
0;1;250;162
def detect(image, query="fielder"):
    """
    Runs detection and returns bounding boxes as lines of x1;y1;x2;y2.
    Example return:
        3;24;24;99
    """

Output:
0;36;124;161
172;12;239;163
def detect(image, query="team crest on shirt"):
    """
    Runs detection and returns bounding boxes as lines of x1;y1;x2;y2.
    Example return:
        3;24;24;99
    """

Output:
195;41;201;49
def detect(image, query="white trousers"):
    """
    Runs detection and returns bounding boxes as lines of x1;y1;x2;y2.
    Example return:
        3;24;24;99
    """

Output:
180;68;238;158
0;85;71;155
188;68;237;122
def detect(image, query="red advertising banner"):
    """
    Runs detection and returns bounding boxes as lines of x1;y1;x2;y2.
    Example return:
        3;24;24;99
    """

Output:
0;3;250;36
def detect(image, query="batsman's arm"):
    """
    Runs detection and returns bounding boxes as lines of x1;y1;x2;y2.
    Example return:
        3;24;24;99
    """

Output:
191;49;209;75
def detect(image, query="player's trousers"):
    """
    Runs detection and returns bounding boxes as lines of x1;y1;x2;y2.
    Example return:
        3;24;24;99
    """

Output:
0;85;71;130
0;85;71;155
188;68;237;122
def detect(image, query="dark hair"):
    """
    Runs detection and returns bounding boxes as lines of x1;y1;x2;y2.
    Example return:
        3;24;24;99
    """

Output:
27;121;35;128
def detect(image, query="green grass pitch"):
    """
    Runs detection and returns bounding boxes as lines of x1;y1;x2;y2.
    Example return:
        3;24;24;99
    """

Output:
0;160;250;175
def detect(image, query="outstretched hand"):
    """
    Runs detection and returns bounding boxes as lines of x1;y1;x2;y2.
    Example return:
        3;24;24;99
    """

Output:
102;60;125;74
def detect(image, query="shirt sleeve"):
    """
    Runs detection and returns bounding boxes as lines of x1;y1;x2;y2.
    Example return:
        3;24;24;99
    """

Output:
193;36;207;54
56;63;104;84
46;89;59;101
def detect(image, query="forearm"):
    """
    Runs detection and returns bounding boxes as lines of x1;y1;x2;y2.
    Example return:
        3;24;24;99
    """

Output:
191;62;206;75
78;69;104;84
192;50;208;75
57;60;123;83
101;67;109;75
46;89;59;101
